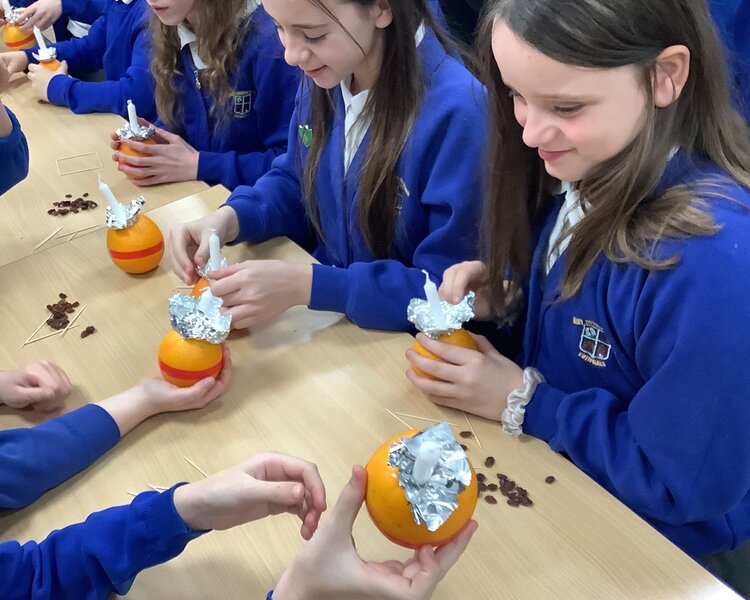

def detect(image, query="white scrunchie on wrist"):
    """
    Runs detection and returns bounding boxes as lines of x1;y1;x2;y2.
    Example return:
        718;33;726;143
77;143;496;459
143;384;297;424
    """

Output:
501;367;545;436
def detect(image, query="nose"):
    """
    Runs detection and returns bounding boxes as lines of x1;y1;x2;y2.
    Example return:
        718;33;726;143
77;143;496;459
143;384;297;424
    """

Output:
283;36;309;68
520;106;557;149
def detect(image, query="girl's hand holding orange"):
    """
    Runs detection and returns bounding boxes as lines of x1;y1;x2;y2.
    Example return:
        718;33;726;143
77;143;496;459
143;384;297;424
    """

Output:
273;466;477;600
113;123;199;186
406;332;524;421
27;60;66;102
209;259;313;330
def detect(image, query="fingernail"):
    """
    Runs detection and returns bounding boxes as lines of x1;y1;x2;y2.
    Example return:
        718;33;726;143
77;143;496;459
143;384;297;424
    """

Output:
292;483;303;499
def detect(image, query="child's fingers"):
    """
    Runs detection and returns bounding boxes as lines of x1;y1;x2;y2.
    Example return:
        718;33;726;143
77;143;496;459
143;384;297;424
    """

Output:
405;366;459;396
405;348;462;382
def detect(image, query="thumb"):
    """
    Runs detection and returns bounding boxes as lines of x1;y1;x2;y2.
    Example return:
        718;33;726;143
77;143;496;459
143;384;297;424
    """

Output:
194;230;211;267
253;479;306;508
328;465;367;533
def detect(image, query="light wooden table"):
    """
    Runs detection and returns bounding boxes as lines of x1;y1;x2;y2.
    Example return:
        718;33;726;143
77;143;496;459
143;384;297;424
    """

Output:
0;74;207;267
0;186;738;599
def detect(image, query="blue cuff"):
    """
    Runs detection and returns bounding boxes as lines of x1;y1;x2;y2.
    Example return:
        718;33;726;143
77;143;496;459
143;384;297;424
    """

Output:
197;152;226;187
521;382;565;442
46;74;74;107
309;263;348;314
23;47;37;64
223;191;265;245
266;592;274;600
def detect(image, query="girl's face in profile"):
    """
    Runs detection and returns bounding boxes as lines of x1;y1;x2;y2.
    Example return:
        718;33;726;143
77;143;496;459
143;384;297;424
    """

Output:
492;19;649;182
266;0;392;92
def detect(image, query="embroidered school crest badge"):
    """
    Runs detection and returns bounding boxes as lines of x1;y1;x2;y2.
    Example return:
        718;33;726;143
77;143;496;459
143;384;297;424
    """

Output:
572;317;611;367
298;124;313;148
233;91;252;118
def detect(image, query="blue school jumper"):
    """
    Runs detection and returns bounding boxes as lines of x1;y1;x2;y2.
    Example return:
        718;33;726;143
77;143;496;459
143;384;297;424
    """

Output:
226;31;486;331
16;0;107;42
0;109;29;195
159;6;299;190
518;153;750;557
22;0;155;120
710;0;750;119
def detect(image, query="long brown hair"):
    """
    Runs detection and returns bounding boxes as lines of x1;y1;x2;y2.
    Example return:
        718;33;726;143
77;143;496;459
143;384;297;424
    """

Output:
477;0;750;311
149;0;251;135
303;0;454;257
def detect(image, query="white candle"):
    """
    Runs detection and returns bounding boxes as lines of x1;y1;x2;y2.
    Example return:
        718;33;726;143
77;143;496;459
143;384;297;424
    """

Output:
207;229;222;271
98;176;120;211
412;441;441;486
422;269;447;329
1;0;12;17
126;99;139;133
33;26;47;52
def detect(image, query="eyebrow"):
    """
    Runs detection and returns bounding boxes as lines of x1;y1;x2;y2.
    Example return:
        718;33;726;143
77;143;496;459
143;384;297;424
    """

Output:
503;81;595;103
290;22;329;30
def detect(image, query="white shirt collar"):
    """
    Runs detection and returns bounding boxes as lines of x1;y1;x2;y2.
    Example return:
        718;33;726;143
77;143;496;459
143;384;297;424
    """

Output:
177;0;261;71
116;0;135;4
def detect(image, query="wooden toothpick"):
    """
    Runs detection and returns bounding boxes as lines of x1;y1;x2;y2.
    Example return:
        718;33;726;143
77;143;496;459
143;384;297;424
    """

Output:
23;325;81;345
21;314;52;347
464;412;482;449
33;226;63;251
385;408;411;429
126;491;138;497
392;412;460;428
60;304;87;338
183;456;208;478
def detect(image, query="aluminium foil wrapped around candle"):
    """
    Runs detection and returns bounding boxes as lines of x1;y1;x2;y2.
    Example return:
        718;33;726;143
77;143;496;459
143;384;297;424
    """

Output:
407;291;475;339
196;257;228;278
168;292;231;344
32;46;57;62
387;422;472;532
115;121;155;142
105;196;145;229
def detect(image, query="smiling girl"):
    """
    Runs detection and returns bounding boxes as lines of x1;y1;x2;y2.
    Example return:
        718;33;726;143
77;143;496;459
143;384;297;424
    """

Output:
110;0;299;189
168;0;486;332
406;0;750;593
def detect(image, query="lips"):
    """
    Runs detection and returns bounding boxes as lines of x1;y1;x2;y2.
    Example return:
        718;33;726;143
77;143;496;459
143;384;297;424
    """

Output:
304;66;326;77
538;149;571;162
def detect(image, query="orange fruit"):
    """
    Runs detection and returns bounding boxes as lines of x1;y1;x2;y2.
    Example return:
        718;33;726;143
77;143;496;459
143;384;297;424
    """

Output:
3;24;35;50
365;429;478;548
106;214;164;274
190;277;210;299
158;330;223;388
118;137;157;181
39;59;62;71
410;328;478;380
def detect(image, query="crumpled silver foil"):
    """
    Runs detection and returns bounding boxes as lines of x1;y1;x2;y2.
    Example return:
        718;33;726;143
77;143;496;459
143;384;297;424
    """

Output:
32;46;57;62
196;257;228;278
387;422;472;532
407;292;475;339
105;196;145;230
4;7;24;25
116;121;155;142
168;291;231;344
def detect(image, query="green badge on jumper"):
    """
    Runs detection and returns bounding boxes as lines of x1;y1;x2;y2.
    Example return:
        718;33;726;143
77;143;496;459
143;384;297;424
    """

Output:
298;125;313;148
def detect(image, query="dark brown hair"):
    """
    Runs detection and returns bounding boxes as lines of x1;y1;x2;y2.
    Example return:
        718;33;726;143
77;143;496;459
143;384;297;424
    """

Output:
303;0;454;257
477;0;750;310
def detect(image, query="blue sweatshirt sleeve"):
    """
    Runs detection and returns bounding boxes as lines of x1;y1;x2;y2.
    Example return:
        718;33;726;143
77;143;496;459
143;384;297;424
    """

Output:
0;487;203;600
0;108;29;195
523;201;750;529
43;26;155;118
307;90;485;331
196;25;299;189
24;15;106;73
61;0;108;23
0;404;120;509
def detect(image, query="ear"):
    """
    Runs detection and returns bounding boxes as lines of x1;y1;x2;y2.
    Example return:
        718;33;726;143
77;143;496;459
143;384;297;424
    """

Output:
372;0;393;29
653;45;690;108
